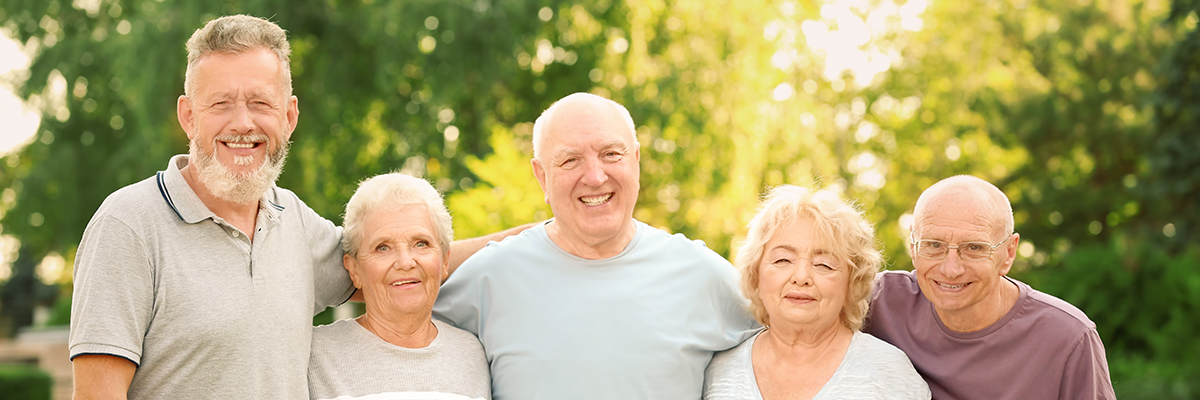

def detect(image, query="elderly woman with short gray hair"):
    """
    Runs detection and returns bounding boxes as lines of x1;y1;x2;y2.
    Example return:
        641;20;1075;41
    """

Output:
703;185;929;400
307;172;490;400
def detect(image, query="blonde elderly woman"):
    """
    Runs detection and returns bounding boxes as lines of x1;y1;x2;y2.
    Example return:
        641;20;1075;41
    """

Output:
308;173;490;400
703;185;929;400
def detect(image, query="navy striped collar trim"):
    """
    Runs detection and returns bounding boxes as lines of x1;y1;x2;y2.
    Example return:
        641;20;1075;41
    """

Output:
156;171;185;221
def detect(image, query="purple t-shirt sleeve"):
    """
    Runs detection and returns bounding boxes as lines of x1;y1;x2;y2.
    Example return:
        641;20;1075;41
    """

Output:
1060;328;1117;399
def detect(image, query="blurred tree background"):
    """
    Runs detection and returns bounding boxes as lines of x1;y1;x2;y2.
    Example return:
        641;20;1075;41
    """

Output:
0;0;1196;396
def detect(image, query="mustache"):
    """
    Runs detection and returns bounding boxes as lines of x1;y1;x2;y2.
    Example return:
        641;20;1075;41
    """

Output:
214;133;269;143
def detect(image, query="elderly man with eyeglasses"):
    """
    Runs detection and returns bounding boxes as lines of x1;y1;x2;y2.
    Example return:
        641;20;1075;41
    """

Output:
863;175;1115;400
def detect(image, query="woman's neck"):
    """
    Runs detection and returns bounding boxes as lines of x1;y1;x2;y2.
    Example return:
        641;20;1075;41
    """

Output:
751;323;855;400
759;323;853;366
356;313;438;348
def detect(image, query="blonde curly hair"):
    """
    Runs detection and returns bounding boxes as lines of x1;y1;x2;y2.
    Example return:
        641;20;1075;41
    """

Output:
735;185;882;331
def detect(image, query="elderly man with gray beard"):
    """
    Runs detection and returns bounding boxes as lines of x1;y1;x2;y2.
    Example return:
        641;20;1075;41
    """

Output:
68;15;518;400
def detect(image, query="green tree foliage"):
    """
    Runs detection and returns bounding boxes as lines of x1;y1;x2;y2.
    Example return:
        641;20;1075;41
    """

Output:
1;0;1198;394
1149;0;1200;249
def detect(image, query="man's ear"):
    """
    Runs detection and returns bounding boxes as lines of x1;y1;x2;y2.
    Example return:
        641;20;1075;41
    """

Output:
177;95;196;139
284;95;299;139
532;158;550;205
343;253;362;289
998;233;1020;276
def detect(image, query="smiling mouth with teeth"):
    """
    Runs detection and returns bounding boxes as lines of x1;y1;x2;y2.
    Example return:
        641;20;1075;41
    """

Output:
580;193;612;206
224;142;259;149
391;279;420;286
936;281;966;289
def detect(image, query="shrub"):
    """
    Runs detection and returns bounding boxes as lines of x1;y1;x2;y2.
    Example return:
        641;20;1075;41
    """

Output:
0;365;53;400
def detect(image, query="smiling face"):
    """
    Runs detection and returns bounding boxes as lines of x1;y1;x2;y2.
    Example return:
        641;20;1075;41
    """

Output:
344;204;447;320
531;94;640;257
757;216;850;332
910;183;1019;328
177;47;297;202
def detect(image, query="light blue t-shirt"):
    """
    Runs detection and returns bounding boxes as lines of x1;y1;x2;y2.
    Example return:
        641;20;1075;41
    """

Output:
433;220;759;400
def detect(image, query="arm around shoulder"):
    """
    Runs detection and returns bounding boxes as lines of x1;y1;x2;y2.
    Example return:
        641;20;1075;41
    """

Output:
72;354;136;400
445;222;537;277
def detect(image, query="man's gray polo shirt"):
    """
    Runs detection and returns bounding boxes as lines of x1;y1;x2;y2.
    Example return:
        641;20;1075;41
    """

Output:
69;155;355;399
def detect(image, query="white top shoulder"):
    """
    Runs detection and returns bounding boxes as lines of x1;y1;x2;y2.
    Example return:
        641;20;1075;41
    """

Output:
704;330;930;400
308;318;491;400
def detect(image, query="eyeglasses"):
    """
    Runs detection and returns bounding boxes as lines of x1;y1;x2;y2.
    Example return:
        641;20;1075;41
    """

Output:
911;234;1014;261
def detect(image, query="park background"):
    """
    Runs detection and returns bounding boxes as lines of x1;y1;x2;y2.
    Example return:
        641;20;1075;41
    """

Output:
0;0;1198;398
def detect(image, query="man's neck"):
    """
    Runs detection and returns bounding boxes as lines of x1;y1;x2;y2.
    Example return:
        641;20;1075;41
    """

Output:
546;219;637;260
180;163;261;241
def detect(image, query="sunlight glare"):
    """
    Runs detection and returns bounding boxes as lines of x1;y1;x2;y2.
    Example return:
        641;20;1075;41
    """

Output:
0;31;40;156
773;83;795;101
798;0;929;88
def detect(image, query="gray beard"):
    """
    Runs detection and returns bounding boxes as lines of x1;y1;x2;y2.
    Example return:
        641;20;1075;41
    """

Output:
187;136;290;204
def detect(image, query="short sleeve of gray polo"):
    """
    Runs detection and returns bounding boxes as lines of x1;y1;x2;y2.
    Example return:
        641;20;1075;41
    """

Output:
69;183;158;364
285;193;354;313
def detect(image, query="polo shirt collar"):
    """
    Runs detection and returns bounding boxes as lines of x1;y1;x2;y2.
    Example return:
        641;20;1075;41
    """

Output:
157;154;286;224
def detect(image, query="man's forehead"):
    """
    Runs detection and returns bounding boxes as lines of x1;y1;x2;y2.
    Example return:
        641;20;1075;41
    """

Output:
191;51;288;94
544;132;631;155
913;198;1001;238
542;107;633;142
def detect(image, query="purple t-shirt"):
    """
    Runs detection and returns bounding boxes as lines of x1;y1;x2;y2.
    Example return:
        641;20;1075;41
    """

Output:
863;271;1115;400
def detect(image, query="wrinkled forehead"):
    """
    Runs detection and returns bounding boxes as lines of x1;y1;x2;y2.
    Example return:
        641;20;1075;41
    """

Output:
190;48;290;91
543;105;635;146
913;185;1005;234
766;214;847;260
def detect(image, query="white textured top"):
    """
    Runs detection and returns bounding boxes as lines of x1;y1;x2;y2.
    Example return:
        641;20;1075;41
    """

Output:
703;330;930;400
308;318;491;400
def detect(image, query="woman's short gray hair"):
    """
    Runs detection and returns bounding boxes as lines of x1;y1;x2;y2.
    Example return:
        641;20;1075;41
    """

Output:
184;14;293;98
342;173;453;258
735;185;882;331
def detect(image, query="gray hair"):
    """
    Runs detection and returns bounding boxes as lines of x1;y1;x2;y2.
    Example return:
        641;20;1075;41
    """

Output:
912;175;1014;241
735;185;883;332
184;15;293;98
342;173;454;258
531;92;639;160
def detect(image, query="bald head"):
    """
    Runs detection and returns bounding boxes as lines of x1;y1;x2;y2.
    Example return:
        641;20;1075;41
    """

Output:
913;175;1014;242
532;93;638;160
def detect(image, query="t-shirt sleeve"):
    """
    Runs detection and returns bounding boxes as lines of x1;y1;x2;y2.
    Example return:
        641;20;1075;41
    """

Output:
304;204;354;314
432;255;486;336
1059;328;1116;400
68;214;154;364
704;253;761;350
